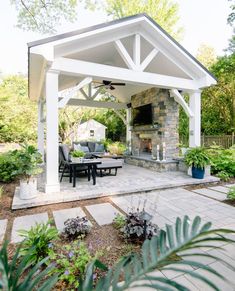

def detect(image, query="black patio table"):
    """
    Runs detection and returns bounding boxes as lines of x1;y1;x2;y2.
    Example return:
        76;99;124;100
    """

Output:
69;160;101;187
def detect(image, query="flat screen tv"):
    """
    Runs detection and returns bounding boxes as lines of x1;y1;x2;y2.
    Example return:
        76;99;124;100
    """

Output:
132;104;153;126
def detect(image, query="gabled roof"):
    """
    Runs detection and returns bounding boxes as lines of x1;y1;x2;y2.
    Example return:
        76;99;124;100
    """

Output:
79;119;107;128
28;13;215;80
28;13;217;101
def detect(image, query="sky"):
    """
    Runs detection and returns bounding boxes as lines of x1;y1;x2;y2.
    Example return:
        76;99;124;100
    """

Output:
0;0;233;75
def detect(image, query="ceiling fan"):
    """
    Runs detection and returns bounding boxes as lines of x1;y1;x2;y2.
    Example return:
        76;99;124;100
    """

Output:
94;80;126;90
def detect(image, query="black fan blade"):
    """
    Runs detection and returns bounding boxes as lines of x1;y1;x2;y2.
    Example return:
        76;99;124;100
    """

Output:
94;84;104;89
103;80;112;85
110;85;115;90
110;83;126;86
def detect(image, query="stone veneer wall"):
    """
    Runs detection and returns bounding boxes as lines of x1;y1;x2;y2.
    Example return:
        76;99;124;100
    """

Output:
131;88;179;159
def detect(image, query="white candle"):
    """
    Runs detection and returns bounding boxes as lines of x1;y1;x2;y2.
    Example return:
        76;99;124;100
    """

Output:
156;144;160;161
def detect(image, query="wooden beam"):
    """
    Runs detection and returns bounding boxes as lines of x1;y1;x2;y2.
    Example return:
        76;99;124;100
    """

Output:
59;77;92;108
115;40;136;70
80;88;89;99
140;48;158;71
52;57;200;91
62;98;128;109
170;89;194;117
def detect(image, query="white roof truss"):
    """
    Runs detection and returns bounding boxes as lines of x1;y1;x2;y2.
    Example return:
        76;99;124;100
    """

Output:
28;14;217;101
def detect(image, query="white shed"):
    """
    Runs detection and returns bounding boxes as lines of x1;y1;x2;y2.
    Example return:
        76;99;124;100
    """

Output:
77;119;107;141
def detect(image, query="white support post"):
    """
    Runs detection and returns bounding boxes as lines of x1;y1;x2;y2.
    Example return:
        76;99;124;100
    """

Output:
37;99;45;162
133;34;141;67
126;107;132;150
189;91;201;147
45;69;60;193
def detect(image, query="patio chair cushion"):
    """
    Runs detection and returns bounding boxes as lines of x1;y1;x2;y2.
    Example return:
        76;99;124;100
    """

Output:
95;143;104;152
60;144;70;161
96;158;122;169
88;142;96;152
74;143;90;153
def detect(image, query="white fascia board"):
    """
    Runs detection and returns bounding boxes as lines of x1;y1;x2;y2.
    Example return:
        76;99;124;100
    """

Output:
142;19;216;83
54;18;145;58
30;44;54;62
52;57;200;91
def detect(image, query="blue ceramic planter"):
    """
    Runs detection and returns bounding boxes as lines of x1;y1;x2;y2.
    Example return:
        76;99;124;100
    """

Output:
192;166;205;179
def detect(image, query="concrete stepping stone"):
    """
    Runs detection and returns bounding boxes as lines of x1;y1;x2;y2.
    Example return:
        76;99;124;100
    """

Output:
0;219;8;243
11;213;48;243
85;203;121;226
53;207;91;233
192;188;226;201
208;186;230;194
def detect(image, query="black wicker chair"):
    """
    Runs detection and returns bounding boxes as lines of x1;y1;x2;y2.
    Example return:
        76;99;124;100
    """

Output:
59;144;88;182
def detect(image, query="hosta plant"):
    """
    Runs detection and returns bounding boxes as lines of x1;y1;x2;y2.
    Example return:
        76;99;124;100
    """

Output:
63;216;91;239
227;186;235;200
18;221;58;265
0;241;58;290
79;216;235;291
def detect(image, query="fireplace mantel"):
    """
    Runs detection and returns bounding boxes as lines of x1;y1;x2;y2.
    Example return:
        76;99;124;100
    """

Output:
131;127;158;132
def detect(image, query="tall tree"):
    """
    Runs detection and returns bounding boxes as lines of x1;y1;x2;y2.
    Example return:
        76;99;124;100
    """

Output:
226;0;235;54
10;0;78;34
0;75;37;143
196;44;217;69
84;0;183;40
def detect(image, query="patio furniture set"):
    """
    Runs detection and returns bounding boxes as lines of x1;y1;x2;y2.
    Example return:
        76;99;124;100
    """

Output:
59;143;123;187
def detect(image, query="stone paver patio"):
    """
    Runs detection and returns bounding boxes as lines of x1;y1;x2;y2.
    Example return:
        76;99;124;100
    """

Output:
12;164;219;209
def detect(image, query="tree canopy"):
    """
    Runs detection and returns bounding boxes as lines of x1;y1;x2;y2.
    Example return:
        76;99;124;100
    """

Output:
10;0;78;34
84;0;183;40
0;75;37;143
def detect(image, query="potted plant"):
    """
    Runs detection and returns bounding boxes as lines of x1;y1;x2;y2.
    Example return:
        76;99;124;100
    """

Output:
184;147;210;179
15;144;43;200
71;150;85;163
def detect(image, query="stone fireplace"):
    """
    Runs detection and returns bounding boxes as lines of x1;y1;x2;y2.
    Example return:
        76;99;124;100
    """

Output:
125;88;180;172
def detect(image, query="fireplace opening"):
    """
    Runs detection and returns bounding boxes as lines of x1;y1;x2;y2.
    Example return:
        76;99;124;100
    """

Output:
140;138;152;154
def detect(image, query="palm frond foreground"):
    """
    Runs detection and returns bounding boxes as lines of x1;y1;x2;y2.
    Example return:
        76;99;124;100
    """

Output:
80;216;235;291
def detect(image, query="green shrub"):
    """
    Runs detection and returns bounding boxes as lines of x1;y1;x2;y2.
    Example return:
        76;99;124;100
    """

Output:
107;142;126;155
217;171;232;181
184;147;210;169
207;146;235;178
227;186;235;200
18;221;58;265
0;241;58;290
0;150;19;182
50;240;96;289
